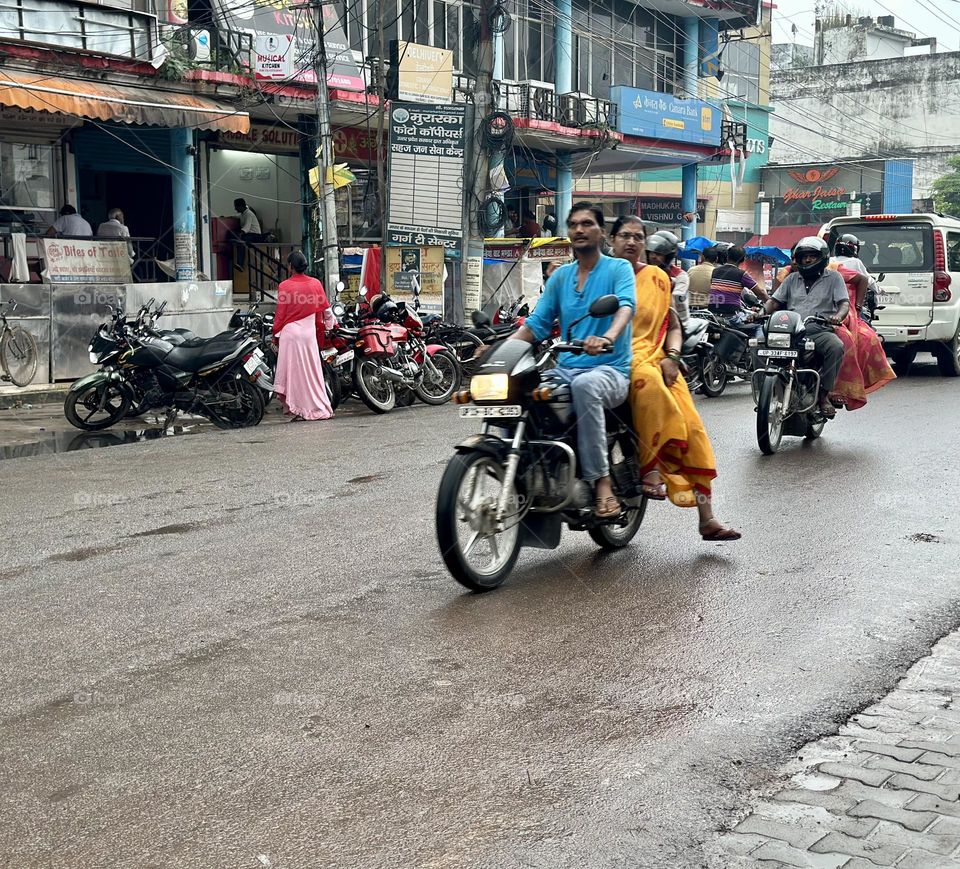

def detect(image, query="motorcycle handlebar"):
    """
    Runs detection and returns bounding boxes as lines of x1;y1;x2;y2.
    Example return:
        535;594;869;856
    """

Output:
552;340;614;354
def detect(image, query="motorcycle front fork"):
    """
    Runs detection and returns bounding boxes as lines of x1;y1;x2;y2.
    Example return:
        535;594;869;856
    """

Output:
495;420;527;529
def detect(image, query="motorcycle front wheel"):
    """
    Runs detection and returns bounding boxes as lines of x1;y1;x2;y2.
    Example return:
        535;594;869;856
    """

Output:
756;375;786;455
64;380;131;431
354;358;395;413
436;451;522;592
206;377;265;429
414;349;461;405
699;352;728;397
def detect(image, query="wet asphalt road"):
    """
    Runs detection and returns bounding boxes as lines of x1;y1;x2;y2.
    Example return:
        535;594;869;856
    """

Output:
1;362;959;868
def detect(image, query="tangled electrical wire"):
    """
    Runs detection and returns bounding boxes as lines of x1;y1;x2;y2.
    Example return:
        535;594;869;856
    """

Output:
488;2;511;34
478;194;507;235
482;111;514;152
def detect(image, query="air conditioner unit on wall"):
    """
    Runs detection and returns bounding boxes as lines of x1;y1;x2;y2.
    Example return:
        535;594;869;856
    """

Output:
558;92;584;127
518;80;556;122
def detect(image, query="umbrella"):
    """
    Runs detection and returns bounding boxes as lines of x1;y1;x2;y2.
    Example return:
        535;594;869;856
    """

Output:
744;245;791;266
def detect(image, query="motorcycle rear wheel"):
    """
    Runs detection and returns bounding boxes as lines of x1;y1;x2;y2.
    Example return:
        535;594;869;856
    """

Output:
322;360;341;412
414;349;461;405
699;353;728;397
757;375;786;455
589;440;647;548
206;377;264;429
805;415;826;440
436;451;522;592
64;381;131;431
354;359;395;413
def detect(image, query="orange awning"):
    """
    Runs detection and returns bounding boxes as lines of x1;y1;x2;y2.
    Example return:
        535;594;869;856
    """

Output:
0;69;250;134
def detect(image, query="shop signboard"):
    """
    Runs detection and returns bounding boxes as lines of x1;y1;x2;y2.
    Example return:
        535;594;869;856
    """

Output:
385;245;445;316
386;103;466;259
220;123;302;153
636;197;707;226
395;42;453;103
483;240;571;261
611;87;721;147
212;0;362;89
332;127;383;163
42;239;132;283
762;162;885;227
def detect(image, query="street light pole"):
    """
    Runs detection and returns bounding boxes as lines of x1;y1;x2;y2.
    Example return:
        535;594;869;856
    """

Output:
313;3;341;290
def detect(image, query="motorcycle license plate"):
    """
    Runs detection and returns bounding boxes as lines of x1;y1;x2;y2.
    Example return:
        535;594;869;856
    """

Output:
243;355;261;374
335;349;355;366
459;405;522;418
757;349;798;358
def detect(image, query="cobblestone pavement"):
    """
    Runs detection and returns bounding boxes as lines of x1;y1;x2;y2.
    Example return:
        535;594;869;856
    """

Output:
710;629;960;867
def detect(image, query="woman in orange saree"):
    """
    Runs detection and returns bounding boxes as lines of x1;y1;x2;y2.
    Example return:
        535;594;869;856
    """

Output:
828;264;896;410
609;216;740;541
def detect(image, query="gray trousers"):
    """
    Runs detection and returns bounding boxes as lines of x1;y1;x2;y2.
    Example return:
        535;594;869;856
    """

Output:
546;365;630;482
806;324;845;392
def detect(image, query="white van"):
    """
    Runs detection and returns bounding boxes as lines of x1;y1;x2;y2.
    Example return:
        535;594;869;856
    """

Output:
822;214;960;376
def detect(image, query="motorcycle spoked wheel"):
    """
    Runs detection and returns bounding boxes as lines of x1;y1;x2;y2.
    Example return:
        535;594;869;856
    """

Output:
436;451;522;592
414;349;461;405
699;352;728;398
353;358;396;413
64;381;131;431
205;377;265;429
756;375;786;455
588;440;647;549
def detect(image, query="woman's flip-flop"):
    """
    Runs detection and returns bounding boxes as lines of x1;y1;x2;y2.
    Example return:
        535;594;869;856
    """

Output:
699;521;742;541
641;478;667;500
595;495;622;519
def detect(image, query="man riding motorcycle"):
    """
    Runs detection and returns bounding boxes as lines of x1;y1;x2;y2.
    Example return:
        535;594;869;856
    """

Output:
511;202;636;518
766;237;849;419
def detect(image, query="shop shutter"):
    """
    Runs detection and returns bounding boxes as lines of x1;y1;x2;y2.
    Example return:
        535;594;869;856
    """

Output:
70;124;173;175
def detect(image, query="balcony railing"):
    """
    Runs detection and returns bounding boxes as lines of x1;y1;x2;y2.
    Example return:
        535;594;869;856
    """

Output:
0;0;159;62
171;25;252;73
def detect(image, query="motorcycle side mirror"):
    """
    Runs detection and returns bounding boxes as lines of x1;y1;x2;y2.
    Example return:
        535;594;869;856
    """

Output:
877;273;886;282
588;294;620;318
471;310;491;328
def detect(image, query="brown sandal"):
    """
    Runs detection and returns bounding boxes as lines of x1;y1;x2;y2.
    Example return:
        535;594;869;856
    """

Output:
699;521;742;541
641;474;667;500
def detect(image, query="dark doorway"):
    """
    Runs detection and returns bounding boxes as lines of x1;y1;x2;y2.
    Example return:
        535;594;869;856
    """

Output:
79;171;174;261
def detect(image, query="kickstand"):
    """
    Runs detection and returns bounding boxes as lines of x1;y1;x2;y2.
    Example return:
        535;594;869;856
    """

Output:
162;409;178;430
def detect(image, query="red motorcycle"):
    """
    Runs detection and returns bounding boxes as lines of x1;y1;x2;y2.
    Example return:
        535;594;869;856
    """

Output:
328;294;461;414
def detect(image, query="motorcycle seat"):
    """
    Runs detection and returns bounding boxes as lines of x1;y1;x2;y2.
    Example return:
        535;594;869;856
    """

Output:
164;334;247;372
685;318;709;338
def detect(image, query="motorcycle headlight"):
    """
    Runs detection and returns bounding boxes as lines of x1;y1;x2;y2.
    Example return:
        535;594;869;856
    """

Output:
767;332;792;348
470;373;509;401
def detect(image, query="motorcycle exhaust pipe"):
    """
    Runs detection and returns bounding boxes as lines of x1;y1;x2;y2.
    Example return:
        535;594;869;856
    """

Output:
374;365;407;383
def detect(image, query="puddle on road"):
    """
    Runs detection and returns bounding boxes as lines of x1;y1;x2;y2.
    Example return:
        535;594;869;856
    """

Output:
0;424;203;462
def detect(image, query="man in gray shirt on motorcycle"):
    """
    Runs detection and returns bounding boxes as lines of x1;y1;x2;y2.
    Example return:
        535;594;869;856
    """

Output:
766;237;849;419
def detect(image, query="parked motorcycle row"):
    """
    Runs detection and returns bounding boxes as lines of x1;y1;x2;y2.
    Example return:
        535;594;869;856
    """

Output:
66;291;527;431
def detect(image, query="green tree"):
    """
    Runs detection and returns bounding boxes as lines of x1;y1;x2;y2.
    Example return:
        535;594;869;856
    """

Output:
933;156;960;216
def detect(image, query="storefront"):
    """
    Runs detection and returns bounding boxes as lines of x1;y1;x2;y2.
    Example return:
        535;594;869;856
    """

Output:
751;158;914;248
203;122;306;281
330;125;383;248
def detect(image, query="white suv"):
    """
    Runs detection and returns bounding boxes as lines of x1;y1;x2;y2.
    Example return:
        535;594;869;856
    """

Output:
822;213;960;376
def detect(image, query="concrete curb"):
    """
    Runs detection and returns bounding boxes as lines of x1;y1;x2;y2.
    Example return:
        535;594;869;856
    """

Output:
0;384;69;409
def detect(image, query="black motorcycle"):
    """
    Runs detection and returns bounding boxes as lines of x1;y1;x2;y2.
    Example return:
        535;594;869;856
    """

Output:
752;311;833;455
66;305;266;431
435;294;646;592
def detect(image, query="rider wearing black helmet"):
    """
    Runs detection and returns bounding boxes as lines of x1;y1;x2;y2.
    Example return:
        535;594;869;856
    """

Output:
834;233;860;258
766;236;849;418
646;231;690;323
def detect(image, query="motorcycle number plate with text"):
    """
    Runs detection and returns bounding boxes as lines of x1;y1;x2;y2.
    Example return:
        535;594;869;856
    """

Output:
243;356;261;374
459;406;522;418
336;349;355;366
757;349;798;358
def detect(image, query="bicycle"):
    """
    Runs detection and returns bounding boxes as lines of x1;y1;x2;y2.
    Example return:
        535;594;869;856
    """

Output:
0;300;39;387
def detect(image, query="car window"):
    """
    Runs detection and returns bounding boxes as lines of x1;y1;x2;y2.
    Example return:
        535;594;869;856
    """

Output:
947;233;960;272
832;223;933;272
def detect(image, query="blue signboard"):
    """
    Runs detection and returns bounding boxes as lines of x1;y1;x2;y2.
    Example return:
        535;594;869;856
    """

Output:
611;87;722;147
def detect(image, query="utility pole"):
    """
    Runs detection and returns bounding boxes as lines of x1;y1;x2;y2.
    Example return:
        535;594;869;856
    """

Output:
462;0;497;316
313;3;341;291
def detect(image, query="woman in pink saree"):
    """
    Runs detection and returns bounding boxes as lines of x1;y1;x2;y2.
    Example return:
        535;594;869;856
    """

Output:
271;251;335;421
829;264;896;410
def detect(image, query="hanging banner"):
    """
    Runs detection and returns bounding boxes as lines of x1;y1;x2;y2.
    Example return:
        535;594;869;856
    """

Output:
42;239;132;283
386;103;466;258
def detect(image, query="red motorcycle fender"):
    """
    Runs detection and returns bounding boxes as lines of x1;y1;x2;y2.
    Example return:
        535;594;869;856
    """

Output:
425;343;447;357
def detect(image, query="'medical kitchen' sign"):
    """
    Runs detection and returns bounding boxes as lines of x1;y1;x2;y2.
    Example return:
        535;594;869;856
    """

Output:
386;103;466;258
611;86;721;147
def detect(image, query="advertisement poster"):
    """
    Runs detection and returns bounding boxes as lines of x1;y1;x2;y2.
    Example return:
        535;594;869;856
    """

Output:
386;103;465;258
463;255;483;314
42;239;132;283
385;245;444;316
611;86;721;147
212;0;362;88
395;42;453;103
